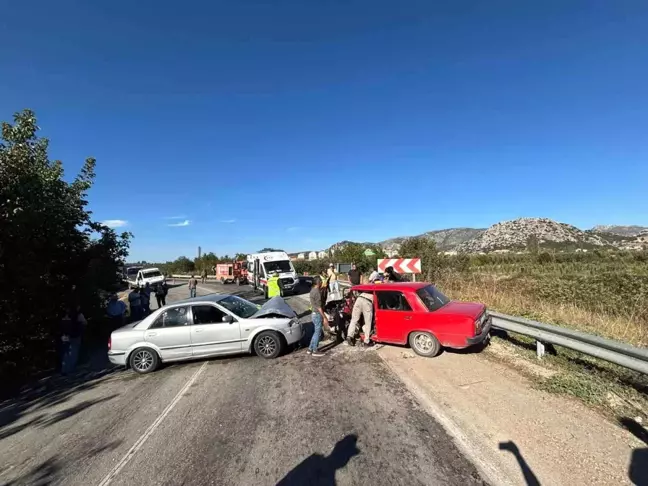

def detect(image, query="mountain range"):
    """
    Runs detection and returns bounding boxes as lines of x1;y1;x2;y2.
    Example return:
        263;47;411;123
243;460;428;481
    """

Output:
338;219;648;255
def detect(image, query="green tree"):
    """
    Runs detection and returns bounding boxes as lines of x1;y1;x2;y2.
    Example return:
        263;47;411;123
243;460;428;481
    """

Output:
0;109;131;391
398;237;445;282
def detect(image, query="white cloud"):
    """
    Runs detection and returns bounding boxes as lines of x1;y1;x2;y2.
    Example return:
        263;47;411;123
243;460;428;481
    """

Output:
165;215;187;220
220;219;237;224
102;219;128;228
168;220;191;227
286;226;301;232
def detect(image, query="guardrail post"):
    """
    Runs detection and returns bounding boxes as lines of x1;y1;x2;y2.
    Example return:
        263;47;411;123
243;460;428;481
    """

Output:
536;340;545;359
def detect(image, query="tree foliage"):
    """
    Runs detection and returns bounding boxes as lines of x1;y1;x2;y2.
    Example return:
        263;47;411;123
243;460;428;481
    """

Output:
0;109;131;392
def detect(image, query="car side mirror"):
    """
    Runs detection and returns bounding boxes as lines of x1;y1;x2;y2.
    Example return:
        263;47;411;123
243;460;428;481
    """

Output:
222;315;235;324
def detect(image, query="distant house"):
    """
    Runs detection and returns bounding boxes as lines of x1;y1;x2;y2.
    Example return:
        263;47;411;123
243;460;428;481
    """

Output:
318;251;327;259
308;251;318;260
297;253;305;259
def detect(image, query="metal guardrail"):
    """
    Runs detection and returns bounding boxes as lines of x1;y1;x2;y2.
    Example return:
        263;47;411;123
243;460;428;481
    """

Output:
170;275;648;374
490;312;648;375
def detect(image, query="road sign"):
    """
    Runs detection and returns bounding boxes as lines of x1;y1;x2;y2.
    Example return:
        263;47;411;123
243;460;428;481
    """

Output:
377;258;421;274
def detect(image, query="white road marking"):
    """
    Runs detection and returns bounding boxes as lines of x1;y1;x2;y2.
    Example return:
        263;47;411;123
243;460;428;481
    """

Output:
97;362;207;486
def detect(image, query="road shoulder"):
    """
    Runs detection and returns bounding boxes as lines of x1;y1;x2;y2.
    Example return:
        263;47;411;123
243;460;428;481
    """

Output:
378;344;642;486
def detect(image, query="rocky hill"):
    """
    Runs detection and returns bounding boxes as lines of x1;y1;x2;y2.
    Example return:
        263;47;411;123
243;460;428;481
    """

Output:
326;218;647;256
379;228;484;254
590;225;648;237
457;218;608;253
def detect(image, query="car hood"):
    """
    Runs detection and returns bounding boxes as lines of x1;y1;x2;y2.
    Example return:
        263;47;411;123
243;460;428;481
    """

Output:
252;296;297;319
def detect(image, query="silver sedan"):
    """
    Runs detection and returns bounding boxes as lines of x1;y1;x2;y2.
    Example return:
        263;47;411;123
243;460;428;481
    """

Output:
108;294;303;374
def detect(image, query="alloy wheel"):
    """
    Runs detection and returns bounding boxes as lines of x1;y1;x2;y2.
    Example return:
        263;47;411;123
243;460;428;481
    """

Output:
257;336;277;357
133;350;154;372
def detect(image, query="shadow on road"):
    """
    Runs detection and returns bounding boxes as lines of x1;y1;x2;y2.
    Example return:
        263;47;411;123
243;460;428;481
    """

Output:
619;416;648;486
499;441;540;486
0;366;120;442
276;434;360;486
2;439;123;485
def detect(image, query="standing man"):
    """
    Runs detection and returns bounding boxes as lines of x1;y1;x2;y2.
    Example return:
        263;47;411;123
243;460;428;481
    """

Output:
106;293;127;328
308;276;328;356
368;267;380;283
155;281;168;308
327;263;339;297
267;271;281;298
201;268;208;284
188;275;198;298
140;287;151;316
60;304;87;375
348;263;361;286
128;286;143;321
345;291;374;347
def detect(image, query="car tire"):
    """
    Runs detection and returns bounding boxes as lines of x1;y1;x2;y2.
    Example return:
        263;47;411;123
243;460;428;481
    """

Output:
408;331;441;358
129;347;160;374
254;331;283;359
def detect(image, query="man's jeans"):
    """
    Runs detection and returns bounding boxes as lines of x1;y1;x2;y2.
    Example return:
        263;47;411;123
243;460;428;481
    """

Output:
310;312;323;351
190;288;197;298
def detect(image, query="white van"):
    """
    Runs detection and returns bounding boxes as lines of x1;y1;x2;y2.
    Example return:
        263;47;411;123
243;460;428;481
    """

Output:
246;251;299;298
126;267;166;289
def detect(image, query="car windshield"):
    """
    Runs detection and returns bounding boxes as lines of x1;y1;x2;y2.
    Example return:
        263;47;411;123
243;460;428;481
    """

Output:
217;295;259;319
416;285;450;311
126;267;142;277
142;270;162;278
263;260;292;273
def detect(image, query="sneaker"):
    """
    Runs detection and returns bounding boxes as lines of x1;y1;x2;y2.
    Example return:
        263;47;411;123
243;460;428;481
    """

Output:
360;341;374;348
306;349;312;355
311;351;326;357
343;337;355;347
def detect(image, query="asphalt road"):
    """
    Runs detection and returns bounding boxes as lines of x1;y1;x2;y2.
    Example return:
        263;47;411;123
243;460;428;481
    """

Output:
0;282;486;486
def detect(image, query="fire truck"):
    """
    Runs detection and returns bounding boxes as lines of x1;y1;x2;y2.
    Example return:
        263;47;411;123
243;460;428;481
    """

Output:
215;261;248;285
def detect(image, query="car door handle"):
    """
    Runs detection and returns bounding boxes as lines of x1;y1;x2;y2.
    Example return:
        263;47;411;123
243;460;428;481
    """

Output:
404;316;412;320
146;332;157;337
194;328;204;333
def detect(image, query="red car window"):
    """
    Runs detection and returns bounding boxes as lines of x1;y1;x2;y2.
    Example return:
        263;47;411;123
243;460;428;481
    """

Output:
376;291;412;311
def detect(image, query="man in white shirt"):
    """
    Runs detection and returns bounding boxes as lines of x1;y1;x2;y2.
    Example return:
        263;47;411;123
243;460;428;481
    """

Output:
368;267;380;283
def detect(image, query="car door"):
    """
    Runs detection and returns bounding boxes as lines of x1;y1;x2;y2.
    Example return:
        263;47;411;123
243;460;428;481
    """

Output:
190;304;243;356
374;291;416;344
145;305;192;360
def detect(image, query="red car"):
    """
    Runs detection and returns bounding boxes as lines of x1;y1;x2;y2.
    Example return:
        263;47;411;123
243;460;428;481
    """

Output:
348;282;491;357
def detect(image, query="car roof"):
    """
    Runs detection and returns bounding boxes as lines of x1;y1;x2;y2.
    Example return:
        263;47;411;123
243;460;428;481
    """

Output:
351;282;429;292
170;293;230;306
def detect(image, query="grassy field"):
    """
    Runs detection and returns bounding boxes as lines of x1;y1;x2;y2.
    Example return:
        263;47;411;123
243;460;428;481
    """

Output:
436;252;648;347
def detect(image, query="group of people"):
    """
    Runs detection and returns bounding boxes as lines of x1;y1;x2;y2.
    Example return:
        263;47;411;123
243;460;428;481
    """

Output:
124;281;169;322
306;263;402;356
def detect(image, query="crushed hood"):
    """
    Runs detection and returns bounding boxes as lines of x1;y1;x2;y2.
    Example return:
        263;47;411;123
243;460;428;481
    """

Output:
252;296;297;319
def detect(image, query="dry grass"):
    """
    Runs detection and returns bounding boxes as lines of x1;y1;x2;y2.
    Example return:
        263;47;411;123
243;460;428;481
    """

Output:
437;272;648;347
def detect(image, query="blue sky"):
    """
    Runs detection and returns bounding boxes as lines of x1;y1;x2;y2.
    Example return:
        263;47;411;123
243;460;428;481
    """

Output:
2;1;647;261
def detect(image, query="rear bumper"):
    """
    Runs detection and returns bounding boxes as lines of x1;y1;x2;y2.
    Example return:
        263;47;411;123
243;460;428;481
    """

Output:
108;351;127;366
466;317;492;346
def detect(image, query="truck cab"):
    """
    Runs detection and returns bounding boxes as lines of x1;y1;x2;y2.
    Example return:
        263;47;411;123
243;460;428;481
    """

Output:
246;251;299;298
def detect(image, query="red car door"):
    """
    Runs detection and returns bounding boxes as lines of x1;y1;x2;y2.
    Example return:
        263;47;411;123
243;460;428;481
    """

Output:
374;290;417;344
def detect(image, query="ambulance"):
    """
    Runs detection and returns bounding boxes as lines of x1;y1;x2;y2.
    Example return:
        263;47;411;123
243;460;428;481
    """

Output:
246;251;299;298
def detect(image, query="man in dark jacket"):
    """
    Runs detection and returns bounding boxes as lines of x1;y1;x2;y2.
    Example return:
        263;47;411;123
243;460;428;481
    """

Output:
155;281;168;308
384;266;403;282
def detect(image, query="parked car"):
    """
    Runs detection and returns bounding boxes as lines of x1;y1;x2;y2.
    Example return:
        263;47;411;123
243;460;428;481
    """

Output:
348;282;491;357
108;294;303;373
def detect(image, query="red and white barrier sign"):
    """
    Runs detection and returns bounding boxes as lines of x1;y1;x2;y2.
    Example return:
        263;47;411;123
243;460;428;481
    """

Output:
377;258;421;274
